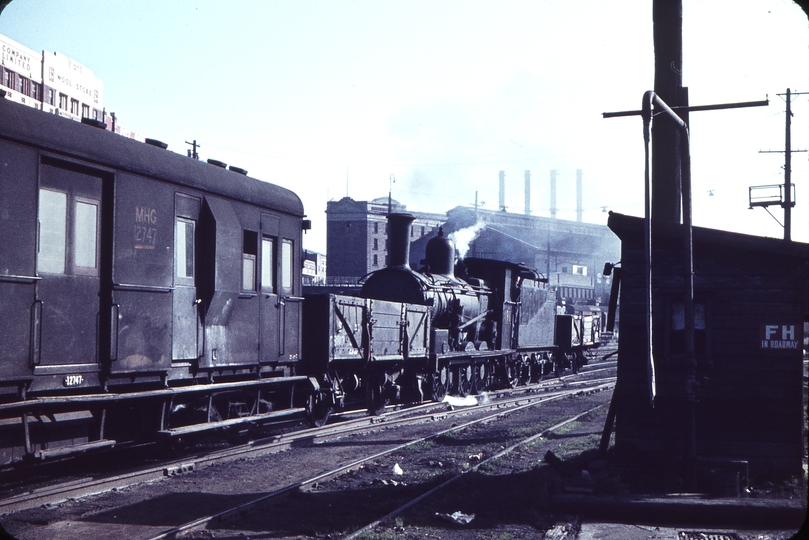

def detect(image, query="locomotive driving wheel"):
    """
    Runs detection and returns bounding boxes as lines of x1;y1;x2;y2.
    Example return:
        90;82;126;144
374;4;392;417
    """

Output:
472;363;487;394
506;357;520;388
430;366;449;402
457;364;473;397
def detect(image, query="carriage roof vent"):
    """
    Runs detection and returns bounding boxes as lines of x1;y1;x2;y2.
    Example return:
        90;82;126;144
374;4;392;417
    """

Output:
207;159;227;168
145;138;168;149
81;117;107;130
229;166;248;175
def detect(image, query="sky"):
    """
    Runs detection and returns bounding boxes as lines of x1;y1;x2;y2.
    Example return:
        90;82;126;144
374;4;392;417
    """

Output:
1;0;808;253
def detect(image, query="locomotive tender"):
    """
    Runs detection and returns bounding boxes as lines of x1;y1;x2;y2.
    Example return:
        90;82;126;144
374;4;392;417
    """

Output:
0;97;600;466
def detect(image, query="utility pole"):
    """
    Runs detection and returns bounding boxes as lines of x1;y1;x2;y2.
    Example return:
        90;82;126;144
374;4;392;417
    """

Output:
759;88;808;241
185;139;200;160
388;174;395;215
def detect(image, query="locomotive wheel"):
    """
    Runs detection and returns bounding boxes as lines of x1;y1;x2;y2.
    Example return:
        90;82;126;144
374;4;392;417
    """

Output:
430;366;449;402
519;361;532;385
472;363;486;394
307;393;333;428
506;359;520;388
553;353;563;378
457;365;473;397
366;375;388;416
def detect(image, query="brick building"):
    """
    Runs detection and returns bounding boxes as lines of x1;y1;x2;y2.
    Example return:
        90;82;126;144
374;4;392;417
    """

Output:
325;196;444;284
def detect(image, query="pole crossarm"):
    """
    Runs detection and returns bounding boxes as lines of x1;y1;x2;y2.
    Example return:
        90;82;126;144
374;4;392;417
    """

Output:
603;98;769;119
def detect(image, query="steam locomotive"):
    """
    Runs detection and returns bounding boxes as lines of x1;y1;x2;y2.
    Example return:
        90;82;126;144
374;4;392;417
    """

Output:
0;97;600;466
302;213;602;423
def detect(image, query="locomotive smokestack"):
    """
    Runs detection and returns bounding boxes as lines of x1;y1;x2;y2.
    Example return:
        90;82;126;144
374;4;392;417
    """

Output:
386;213;415;269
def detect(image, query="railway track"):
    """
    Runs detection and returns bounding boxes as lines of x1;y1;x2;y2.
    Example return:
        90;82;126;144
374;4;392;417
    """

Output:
146;379;615;539
1;361;616;539
0;364;614;516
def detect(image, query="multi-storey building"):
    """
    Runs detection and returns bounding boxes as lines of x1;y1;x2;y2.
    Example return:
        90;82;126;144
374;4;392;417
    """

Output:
325;196;445;284
0;33;104;122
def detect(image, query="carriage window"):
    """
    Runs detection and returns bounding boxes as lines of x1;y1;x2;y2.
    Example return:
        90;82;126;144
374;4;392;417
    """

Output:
261;236;275;294
175;218;195;280
243;230;257;292
281;239;293;292
73;199;98;271
38;189;67;274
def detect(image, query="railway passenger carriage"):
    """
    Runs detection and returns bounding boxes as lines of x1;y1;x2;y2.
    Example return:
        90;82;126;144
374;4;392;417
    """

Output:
0;97;602;467
0;97;313;464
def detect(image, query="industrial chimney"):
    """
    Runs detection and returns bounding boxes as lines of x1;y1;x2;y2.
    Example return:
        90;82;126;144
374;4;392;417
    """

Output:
499;171;506;212
550;170;557;219
524;170;531;215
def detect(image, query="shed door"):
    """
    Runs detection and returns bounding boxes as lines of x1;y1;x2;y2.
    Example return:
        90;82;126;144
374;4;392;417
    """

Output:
36;163;103;367
173;193;201;360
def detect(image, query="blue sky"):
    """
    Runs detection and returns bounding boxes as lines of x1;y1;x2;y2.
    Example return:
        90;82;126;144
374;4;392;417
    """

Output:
2;0;808;252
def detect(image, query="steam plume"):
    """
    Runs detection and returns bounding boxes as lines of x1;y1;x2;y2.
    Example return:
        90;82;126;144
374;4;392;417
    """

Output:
449;221;485;259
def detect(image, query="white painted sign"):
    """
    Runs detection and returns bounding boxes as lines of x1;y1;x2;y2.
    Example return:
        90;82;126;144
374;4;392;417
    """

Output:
760;324;800;350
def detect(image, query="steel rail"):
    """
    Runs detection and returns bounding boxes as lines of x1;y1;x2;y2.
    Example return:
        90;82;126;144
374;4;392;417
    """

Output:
1;371;615;516
147;380;614;539
345;403;607;539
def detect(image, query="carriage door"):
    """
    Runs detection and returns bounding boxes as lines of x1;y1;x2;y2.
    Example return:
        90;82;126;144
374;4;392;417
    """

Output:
36;162;104;367
173;194;201;361
259;213;281;364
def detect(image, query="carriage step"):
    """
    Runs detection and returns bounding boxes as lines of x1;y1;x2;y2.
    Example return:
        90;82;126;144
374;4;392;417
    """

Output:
158;407;308;438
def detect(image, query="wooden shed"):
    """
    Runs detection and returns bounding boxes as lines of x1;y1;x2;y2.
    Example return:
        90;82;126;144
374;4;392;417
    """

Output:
607;212;808;487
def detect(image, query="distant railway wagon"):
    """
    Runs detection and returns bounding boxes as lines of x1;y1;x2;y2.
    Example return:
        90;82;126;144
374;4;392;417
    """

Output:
0;97;603;467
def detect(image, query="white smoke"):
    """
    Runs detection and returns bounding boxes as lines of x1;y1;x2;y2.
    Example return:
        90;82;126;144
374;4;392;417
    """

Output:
449;221;486;259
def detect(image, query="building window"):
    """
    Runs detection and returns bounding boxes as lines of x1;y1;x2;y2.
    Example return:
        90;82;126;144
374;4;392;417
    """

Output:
373;238;378;250
16;75;25;94
70;98;79;115
47;88;56;106
81;104;90;118
242;230;257;292
2;69;11;89
30;81;40;100
373;254;378;266
374;222;378;233
59;93;68;110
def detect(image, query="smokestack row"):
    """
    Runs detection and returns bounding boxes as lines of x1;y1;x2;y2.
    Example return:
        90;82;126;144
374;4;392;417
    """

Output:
495;169;583;220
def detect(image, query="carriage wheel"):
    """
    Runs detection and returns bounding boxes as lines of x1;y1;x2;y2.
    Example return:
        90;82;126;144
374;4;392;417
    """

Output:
307;392;333;428
431;366;449;402
366;374;388;416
